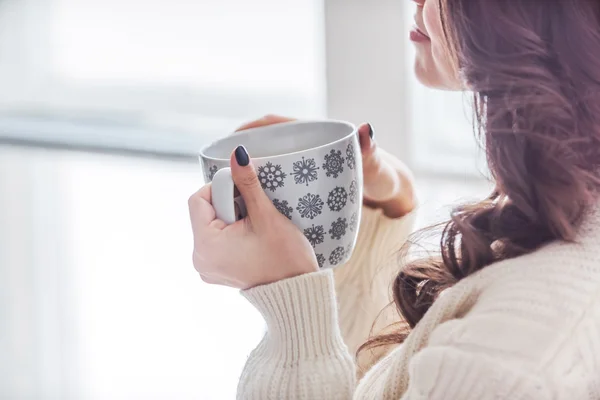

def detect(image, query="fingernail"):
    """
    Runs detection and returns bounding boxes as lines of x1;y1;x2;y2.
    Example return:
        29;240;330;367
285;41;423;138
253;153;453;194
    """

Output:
367;123;374;140
235;145;250;166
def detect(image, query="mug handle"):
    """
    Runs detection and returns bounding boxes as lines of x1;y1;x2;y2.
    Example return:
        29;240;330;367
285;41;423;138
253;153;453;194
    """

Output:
211;167;248;225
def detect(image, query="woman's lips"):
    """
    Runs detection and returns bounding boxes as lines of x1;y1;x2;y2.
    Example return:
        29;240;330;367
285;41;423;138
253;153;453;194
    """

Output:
410;25;430;42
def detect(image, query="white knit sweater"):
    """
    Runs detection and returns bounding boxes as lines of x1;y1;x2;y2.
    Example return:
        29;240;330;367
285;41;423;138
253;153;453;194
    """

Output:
237;204;600;399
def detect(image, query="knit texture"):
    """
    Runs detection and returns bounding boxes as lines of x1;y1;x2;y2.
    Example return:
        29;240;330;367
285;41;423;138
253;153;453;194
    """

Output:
238;203;600;399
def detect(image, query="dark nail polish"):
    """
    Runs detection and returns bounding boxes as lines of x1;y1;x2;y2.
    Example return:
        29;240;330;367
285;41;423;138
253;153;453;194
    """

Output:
367;123;374;140
235;145;250;166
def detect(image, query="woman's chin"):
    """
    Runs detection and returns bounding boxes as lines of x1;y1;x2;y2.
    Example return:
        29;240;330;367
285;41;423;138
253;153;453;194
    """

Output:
413;58;442;88
413;58;461;91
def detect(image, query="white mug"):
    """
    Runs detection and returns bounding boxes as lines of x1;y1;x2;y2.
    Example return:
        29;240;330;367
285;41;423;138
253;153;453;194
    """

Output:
199;120;363;269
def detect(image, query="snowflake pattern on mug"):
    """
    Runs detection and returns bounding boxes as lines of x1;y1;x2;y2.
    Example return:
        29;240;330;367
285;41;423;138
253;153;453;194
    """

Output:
349;211;359;233
348;180;358;204
296;193;324;219
258;162;287;192
316;253;326;269
208;165;218;181
292;156;319;186
322;149;345;178
272;199;293;220
304;224;325;248
329;246;346;266
346;143;356;170
327;186;348;212
329;217;348;240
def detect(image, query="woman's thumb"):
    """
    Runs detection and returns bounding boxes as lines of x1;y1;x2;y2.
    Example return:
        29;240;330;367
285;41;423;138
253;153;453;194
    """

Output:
230;145;270;219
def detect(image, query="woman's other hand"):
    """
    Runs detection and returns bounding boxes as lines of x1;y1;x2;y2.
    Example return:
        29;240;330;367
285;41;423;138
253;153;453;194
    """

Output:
188;146;318;290
357;124;416;217
236;115;416;218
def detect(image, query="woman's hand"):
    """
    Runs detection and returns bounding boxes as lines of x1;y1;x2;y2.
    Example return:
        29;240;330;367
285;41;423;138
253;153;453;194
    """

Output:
237;115;416;218
188;146;318;290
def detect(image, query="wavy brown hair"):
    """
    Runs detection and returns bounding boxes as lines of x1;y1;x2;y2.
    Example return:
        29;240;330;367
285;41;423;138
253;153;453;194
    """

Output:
360;0;600;354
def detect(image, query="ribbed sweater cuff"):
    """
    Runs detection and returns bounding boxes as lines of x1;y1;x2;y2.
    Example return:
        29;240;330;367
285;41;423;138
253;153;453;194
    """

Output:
241;270;347;360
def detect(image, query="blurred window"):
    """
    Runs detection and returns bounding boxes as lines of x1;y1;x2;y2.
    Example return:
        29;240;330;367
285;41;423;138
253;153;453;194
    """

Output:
0;0;325;155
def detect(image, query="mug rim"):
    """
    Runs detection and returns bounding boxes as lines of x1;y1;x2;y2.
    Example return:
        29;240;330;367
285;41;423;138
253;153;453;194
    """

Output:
198;119;357;162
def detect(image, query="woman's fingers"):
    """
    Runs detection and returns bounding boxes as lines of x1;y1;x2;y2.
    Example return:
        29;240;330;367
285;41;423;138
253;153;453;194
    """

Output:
188;184;219;234
356;123;402;202
357;123;381;177
357;123;375;156
235;115;296;132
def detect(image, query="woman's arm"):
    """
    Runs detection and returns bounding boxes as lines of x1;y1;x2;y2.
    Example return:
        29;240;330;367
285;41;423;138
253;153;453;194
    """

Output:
333;205;416;370
236;207;416;399
335;147;417;370
237;270;356;400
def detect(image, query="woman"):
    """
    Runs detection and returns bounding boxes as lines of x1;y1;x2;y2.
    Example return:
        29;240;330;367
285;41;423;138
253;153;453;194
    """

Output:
188;0;600;398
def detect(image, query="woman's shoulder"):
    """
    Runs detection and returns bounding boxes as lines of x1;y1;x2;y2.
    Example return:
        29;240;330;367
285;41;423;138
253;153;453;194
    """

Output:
439;219;600;376
359;234;600;399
